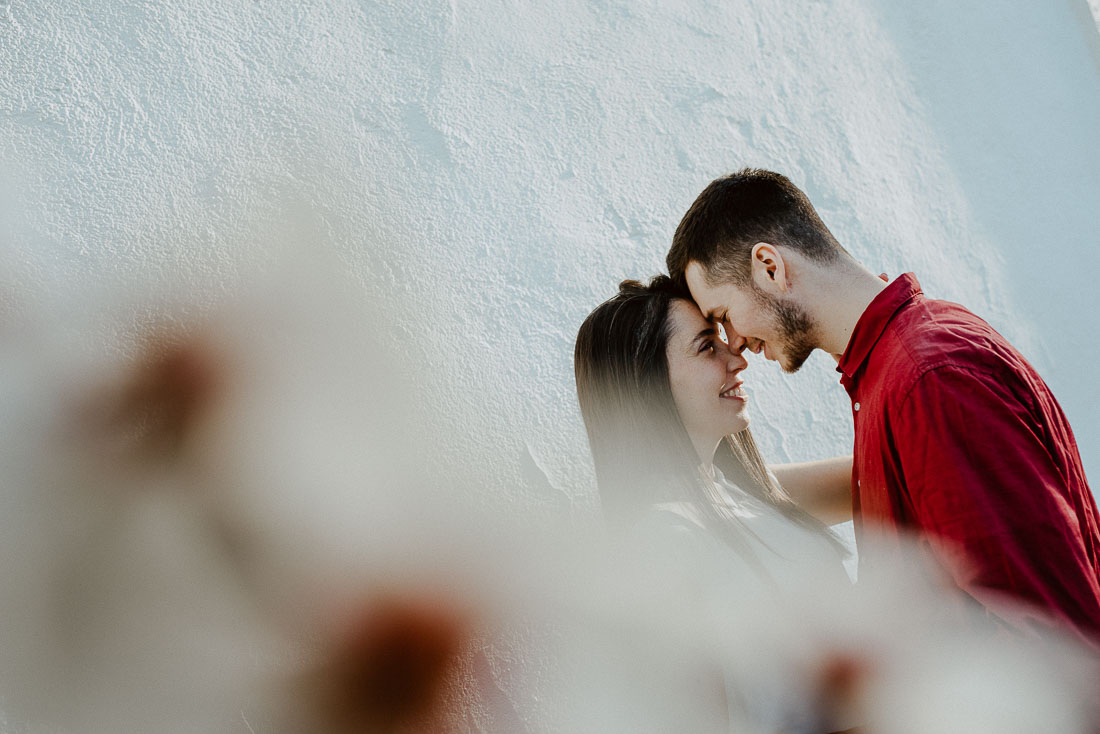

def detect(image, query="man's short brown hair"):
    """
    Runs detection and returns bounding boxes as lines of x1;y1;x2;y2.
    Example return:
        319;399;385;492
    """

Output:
667;168;849;288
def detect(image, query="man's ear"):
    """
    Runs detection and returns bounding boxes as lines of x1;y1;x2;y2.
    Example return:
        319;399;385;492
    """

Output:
749;242;789;294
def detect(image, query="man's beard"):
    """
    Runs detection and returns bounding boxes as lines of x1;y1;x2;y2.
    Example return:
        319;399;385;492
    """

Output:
768;297;817;373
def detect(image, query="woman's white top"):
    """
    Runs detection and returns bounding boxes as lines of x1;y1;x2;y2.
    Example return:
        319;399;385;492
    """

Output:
631;468;853;733
644;467;848;593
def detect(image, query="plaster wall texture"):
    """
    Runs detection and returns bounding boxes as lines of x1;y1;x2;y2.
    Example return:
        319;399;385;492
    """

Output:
2;2;1098;526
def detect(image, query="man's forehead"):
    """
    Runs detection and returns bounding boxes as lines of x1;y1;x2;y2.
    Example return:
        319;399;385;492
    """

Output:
685;264;745;316
684;260;709;287
684;262;715;302
687;283;722;321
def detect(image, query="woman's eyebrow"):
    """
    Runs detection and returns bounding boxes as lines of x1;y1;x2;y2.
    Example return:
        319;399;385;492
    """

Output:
691;326;717;346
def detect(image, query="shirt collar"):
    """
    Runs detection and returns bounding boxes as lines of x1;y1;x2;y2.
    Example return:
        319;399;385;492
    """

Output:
836;272;922;383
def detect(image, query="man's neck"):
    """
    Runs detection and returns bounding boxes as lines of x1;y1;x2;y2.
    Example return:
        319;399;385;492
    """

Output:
807;263;890;359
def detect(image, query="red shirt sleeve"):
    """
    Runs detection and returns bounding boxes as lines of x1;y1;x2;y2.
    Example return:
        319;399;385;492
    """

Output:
895;365;1097;636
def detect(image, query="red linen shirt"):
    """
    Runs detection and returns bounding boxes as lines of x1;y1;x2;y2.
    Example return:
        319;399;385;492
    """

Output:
838;273;1100;645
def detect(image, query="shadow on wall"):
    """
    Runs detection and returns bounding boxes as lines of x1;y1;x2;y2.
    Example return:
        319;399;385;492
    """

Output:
866;0;1100;481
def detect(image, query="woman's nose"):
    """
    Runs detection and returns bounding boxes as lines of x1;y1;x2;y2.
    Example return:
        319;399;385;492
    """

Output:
727;350;748;373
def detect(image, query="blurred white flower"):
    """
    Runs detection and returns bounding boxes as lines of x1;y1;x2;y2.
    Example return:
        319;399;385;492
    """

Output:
0;248;1095;734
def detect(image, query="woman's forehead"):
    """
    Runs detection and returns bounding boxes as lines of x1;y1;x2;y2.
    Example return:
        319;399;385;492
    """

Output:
668;298;710;343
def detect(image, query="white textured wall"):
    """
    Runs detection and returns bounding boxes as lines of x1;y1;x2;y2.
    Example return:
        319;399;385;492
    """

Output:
2;0;1098;517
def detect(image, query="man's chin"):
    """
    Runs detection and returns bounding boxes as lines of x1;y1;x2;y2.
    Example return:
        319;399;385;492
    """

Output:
779;348;814;374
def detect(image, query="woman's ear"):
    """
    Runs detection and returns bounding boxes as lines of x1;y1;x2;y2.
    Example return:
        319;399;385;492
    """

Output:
749;242;789;294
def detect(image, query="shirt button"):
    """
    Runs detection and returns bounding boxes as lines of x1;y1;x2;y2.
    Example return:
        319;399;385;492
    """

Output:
854;402;861;411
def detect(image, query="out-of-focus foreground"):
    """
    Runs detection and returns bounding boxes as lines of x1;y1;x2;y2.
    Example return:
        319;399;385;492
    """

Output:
3;1;1099;728
0;259;1096;734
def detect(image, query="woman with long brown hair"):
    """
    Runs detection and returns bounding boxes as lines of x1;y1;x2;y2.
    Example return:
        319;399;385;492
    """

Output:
575;275;864;732
574;275;851;588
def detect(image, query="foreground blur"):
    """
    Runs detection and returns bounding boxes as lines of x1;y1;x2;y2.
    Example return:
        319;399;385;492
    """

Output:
0;257;1096;734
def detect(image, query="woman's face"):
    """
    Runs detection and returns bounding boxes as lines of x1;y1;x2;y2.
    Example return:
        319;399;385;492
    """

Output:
665;298;750;461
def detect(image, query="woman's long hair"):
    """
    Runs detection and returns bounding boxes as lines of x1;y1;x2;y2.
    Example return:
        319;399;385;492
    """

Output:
574;275;845;566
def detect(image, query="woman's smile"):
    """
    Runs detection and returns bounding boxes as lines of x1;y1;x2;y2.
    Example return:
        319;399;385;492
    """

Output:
720;381;747;401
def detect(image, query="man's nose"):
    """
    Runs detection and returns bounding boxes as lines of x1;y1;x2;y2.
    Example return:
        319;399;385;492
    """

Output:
723;325;747;352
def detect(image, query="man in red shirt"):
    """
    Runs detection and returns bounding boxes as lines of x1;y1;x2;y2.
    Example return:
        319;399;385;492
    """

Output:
666;168;1100;647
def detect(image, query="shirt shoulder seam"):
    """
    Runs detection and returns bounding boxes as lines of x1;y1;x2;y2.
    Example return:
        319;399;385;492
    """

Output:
896;361;1013;415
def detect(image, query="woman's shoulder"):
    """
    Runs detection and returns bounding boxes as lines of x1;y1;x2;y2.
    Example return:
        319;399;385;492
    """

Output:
632;503;712;558
631;504;757;578
629;504;714;554
646;500;705;528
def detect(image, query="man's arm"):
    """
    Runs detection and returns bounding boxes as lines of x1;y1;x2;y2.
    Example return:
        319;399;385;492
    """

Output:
771;456;853;526
896;366;1100;640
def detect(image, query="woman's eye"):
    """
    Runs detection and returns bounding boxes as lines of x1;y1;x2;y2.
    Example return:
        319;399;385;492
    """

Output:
700;341;715;354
